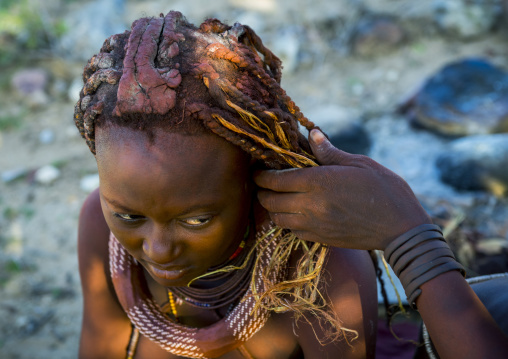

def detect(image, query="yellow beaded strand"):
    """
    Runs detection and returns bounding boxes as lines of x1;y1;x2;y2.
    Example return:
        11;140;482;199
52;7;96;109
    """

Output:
168;290;178;320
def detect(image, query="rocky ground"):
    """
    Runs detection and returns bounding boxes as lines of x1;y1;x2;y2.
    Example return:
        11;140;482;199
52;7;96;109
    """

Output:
1;0;507;358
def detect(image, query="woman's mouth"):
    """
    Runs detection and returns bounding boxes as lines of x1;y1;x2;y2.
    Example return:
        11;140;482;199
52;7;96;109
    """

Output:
147;264;189;281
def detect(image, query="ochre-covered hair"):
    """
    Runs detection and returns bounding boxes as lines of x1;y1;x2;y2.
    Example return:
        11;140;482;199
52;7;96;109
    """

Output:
74;11;317;169
74;11;352;342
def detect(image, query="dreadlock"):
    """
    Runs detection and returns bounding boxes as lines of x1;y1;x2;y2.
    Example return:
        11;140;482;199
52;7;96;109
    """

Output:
74;11;352;341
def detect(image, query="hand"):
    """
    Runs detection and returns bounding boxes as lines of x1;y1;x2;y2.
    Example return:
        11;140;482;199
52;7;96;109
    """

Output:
254;129;432;250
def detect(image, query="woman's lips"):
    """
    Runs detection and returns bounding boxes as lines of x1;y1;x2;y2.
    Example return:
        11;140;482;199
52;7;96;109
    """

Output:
147;264;189;280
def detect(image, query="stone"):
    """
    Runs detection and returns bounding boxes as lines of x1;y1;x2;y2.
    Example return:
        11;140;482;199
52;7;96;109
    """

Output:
351;16;405;57
328;123;371;155
26;90;51;108
11;68;48;95
306;105;370;155
436;134;508;195
433;0;502;38
10;69;51;107
34;165;61;185
411;59;508;136
80;173;100;193
39;129;55;144
476;238;508;256
1;168;28;183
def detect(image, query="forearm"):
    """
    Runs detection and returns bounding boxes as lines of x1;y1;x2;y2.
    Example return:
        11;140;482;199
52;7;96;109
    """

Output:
416;271;508;359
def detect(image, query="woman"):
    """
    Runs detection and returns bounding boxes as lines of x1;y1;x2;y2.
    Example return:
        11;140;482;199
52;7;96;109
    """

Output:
75;11;377;358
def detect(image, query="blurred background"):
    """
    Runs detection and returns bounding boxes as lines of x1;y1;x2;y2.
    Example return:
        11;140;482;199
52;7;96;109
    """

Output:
0;0;507;358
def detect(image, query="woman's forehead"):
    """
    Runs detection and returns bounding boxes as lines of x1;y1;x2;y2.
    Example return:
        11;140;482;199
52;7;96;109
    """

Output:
97;125;238;155
96;126;251;211
95;125;249;177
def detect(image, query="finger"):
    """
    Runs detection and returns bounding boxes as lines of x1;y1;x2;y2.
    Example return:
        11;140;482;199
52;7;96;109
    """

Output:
257;190;304;214
268;212;307;231
309;129;354;166
288;230;328;245
253;168;312;192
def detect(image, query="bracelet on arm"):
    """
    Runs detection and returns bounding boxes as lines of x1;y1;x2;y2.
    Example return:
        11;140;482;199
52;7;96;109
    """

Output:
383;224;466;309
384;224;442;262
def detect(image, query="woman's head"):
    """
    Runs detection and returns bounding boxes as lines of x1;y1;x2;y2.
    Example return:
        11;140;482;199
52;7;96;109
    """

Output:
74;10;317;169
74;10;319;285
97;126;253;287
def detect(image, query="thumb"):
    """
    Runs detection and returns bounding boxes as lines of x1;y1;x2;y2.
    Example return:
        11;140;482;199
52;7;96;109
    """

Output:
309;129;353;165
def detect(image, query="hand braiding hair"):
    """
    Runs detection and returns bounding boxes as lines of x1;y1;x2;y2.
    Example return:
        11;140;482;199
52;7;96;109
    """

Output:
74;10;351;345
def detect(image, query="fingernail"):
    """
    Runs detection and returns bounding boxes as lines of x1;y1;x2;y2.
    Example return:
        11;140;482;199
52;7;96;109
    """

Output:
310;129;326;144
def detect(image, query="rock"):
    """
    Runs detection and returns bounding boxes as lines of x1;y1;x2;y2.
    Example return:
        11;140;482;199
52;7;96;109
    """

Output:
351;15;405;57
17;310;55;336
328;123;371;155
34;165;61;185
39;129;55;144
474;253;508;274
411;59;508;136
476;238;508;255
433;0;502;38
11;68;51;108
11;68;49;95
80;173;100;193
1;168;28;183
27;90;51;108
307;105;370;154
436;134;508;194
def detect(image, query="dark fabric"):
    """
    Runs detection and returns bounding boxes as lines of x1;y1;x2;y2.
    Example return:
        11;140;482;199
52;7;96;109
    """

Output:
376;319;421;359
470;275;508;335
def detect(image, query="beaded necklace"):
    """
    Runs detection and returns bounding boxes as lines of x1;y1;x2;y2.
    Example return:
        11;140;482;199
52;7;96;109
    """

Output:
168;231;253;310
110;223;288;359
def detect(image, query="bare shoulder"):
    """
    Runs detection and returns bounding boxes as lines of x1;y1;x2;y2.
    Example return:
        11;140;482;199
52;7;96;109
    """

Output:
78;187;110;264
292;246;378;359
78;188;131;359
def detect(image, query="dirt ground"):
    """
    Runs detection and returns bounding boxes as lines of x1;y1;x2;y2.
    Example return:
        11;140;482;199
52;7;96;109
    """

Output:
0;1;507;358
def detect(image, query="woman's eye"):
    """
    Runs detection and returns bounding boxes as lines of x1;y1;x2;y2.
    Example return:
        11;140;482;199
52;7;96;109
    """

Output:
181;216;212;226
113;213;144;222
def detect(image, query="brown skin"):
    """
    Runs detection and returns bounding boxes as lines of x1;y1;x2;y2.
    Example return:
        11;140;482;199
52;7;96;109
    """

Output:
255;129;508;359
78;126;378;359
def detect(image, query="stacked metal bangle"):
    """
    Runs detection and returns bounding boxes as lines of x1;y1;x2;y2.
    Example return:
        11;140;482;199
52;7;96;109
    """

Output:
383;224;466;309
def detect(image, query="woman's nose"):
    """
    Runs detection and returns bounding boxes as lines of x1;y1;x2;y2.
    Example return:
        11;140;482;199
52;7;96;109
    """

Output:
142;224;181;264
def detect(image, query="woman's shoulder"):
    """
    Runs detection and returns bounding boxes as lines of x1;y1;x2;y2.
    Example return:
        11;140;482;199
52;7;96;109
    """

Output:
288;244;378;358
324;246;376;284
78;187;110;264
78;188;133;358
288;243;376;290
